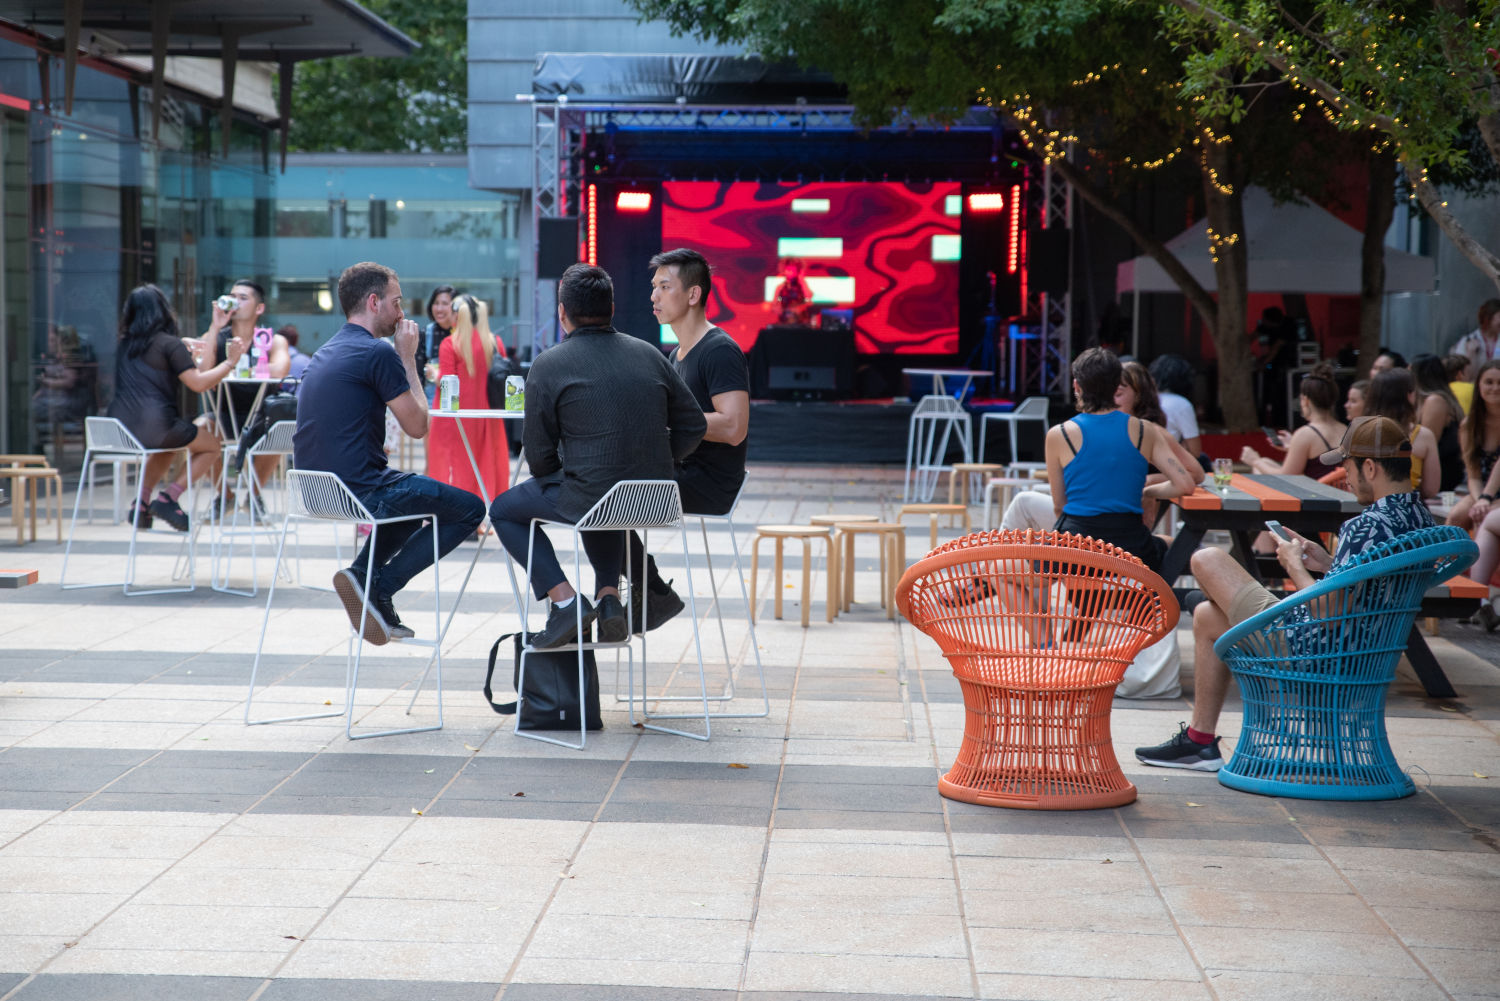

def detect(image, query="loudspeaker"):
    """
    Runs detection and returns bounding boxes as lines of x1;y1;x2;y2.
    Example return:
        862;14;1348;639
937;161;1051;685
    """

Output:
1030;228;1069;295
538;217;580;280
768;366;839;392
750;325;855;399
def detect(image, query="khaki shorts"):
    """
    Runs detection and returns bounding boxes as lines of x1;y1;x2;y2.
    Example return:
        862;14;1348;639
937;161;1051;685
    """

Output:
1227;581;1281;627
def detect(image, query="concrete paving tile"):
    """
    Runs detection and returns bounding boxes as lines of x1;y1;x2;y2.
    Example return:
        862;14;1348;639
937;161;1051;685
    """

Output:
1375;905;1500;950
951;832;1134;860
742;952;972;996
963;889;1170;934
1413;946;1500;996
1162;887;1385;933
14;721;202;750
44;947;285;978
347;859;560;903
512;957;743;991
527;913;749;965
1321;845;1500;877
754;873;959;916
1131;837;1322;860
770;826;949;846
550;881;758;922
133;865;358;909
0;892;129;937
1334;868;1500;911
0;809;57;840
0;857;169;896
0;748;157;792
0;974;23;996
381;816;586;866
1203;970;1451;1001
969;927;1201;980
750;906;967;958
249;795;445;817
8;973;264;1000
944;805;1127;838
957;856;1156;894
0;936;72;973
599;802;773;826
260;978;503;1001
773;808;947;833
775;780;940;813
0;821;213;861
66;698;240;725
976;973;1215;1000
0;792;90;811
83;902;324;952
764;840;954;880
277;938;513;982
0;698;97;722
314;897;538;951
1143;853;1348;895
1183;927;1426;978
503;986;734;1001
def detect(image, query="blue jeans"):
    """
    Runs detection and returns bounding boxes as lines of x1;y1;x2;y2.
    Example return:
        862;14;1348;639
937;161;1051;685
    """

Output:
490;476;623;600
352;474;485;600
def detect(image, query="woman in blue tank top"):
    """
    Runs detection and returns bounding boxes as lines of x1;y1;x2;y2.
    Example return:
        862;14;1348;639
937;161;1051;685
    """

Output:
1044;348;1199;575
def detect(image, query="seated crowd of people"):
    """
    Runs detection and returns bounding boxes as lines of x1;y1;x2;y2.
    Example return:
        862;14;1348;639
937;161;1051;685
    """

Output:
101;259;1497;765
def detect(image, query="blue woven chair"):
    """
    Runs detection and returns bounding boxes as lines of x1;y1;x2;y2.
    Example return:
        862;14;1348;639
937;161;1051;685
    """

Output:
1214;525;1477;800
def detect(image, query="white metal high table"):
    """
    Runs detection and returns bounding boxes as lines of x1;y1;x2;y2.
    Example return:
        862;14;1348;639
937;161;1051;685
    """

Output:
201;376;283;593
900;368;991;502
901;367;994;402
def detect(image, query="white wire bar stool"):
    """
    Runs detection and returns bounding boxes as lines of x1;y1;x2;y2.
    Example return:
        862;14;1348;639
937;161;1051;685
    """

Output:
60;417;198;595
903;394;973;503
245;469;444;740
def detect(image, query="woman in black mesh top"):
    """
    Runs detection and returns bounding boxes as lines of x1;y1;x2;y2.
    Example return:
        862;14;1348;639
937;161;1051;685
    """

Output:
107;284;244;530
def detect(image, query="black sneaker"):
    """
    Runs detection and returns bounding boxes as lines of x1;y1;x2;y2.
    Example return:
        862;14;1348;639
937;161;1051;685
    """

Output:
595;593;628;643
148;492;190;532
1135;723;1224;772
128;499;153;530
1477;603;1500;633
530;596;596;650
248;491;268;522
629;577;686;634
332;568;390;646
375;595;415;640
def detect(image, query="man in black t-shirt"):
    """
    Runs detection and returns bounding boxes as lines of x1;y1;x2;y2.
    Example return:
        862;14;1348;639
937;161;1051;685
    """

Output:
626;248;751;631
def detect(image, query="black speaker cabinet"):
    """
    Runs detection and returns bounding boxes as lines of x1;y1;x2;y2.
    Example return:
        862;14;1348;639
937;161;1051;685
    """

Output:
537;217;580;280
750;325;855;399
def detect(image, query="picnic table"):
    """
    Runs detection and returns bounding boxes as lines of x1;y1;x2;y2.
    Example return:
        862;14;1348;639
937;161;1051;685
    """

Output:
1162;473;1480;699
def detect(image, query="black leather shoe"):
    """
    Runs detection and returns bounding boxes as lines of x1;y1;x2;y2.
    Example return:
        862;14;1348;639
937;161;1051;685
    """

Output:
595;593;628;643
629;577;686;634
531;596;596;649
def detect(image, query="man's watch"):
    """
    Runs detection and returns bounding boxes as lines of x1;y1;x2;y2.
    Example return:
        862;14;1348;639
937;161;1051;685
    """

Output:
1482;493;1496;502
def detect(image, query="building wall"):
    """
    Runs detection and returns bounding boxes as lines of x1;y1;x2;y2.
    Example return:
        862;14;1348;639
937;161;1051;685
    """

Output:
272;153;521;354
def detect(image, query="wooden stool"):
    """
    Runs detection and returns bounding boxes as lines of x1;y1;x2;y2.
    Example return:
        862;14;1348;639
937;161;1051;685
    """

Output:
0;457;63;545
834;521;906;618
751;525;836;627
898;503;971;551
982;477;1041;530
947;462;1006;506
809;513;878;607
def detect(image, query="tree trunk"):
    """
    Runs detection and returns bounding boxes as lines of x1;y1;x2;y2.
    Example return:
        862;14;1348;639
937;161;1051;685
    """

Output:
1410;170;1500;292
1358;152;1397;377
1201;138;1256;430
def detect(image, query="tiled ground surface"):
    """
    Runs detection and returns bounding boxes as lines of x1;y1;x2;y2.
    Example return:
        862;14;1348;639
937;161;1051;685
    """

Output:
1;462;1498;1000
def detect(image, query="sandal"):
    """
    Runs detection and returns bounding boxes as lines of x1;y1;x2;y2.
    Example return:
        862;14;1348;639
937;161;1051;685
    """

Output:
940;578;995;608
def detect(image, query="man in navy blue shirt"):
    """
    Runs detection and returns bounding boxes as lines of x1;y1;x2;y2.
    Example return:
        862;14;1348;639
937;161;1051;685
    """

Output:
295;261;485;644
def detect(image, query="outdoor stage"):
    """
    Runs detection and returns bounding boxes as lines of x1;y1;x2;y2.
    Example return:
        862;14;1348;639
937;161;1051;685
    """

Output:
746;398;1048;465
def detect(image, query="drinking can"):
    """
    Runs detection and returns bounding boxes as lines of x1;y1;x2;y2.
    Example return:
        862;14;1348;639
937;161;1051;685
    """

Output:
215;294;236;313
439;375;460;411
504;375;525;412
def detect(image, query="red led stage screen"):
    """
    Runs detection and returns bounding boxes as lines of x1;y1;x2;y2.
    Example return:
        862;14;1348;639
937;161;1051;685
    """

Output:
660;181;962;354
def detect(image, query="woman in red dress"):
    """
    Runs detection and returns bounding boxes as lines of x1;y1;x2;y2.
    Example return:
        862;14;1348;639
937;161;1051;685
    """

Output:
425;294;509;512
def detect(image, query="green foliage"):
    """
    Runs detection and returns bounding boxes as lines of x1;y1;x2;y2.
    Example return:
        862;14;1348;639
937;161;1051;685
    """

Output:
285;0;467;153
1163;0;1500;178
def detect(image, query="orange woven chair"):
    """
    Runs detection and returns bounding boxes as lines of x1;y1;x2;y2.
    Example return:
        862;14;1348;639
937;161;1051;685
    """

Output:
896;529;1179;810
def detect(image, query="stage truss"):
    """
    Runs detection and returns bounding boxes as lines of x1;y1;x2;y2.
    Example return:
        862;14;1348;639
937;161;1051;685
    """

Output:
528;98;1073;396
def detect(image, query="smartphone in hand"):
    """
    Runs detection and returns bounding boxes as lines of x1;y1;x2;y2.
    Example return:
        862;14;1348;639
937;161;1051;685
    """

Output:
1261;426;1283;450
1264;520;1292;542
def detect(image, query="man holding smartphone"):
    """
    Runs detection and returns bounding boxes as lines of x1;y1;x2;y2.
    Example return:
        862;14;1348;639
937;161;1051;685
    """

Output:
1136;417;1433;771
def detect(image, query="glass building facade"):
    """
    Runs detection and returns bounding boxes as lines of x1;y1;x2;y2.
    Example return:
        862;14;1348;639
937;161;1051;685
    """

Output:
0;36;274;472
272;154;522;356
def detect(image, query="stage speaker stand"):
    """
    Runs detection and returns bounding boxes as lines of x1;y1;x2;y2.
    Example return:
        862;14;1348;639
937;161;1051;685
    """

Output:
750;325;855;400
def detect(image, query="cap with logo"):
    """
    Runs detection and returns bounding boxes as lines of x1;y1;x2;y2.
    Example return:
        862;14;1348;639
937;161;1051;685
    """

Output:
1319;415;1413;466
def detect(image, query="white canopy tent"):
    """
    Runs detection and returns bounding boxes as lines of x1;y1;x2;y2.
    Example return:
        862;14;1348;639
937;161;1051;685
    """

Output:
1115;186;1436;355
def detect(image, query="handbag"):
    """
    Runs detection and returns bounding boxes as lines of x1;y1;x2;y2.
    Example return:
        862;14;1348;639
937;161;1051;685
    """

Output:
483;631;603;731
232;385;299;472
486;341;517;409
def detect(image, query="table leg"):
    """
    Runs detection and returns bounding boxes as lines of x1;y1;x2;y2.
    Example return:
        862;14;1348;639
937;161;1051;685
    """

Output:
29;477;38;543
774;537;784;620
1228;530;1262;582
928;513;938;551
801;537;812;628
843;530;854;612
1404;625;1458;699
885;531;897;619
749;535;760;624
822;537;834;624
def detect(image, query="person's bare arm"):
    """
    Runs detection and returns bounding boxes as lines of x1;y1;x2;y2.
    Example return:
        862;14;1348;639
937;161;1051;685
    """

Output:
1143;421;1200;498
1044;424;1068;520
179;337;243;393
266;334;291;379
385;319;429;439
198;301;229;371
1414;426;1440;499
703;389;749;445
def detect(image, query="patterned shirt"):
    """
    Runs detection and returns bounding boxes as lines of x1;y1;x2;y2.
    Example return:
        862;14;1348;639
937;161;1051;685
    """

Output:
1450;328;1500;373
1328;490;1435;576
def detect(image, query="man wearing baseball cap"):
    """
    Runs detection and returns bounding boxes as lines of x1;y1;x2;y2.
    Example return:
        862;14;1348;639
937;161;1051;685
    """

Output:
1136;416;1434;771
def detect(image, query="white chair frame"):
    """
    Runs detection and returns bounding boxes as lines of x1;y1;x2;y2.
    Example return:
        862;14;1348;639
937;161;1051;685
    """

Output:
60;417;197;595
516;480;711;749
904;395;973;504
245;469;444;740
978;396;1050;465
613;479;771;722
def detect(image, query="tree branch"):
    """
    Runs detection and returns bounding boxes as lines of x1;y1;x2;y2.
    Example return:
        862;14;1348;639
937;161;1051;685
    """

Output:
1409;169;1500;291
1044;155;1219;331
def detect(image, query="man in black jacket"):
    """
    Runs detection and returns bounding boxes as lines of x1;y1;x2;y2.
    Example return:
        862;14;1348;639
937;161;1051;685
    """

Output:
490;263;707;648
